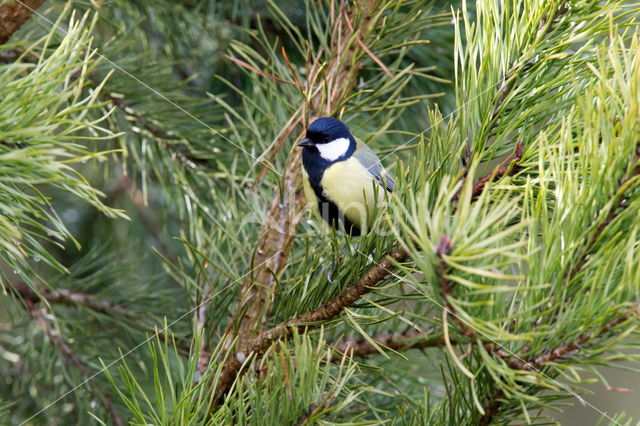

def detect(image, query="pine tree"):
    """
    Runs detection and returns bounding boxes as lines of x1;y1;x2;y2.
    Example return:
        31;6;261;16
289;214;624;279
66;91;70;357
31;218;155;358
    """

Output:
1;0;639;424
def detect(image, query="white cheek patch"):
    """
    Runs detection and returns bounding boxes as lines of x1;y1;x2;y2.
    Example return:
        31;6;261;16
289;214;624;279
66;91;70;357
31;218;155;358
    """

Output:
317;137;350;161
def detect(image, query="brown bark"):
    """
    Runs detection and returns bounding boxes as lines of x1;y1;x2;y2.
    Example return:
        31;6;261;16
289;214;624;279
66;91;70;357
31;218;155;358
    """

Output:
0;0;47;44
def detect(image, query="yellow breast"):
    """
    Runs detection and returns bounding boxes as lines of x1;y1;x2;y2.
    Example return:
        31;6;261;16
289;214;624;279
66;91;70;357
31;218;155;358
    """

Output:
301;168;318;208
320;157;379;232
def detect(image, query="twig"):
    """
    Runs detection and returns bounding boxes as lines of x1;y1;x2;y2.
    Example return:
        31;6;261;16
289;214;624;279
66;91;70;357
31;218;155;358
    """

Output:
487;60;534;129
436;235;473;337
0;48;37;63
478;388;505;426
293;401;322;426
331;329;451;359
0;0;47;45
526;308;637;370
13;280;134;317
106;94;216;169
252;114;304;188
456;141;523;205
470;141;523;200
225;54;301;87
27;301;123;426
342;10;394;78
105;94;176;140
106;94;218;171
293;391;333;426
196;284;212;375
281;46;302;89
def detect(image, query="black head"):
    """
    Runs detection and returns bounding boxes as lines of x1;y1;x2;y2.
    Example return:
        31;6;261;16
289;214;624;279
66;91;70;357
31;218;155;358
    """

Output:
297;117;356;165
304;117;351;144
297;117;353;148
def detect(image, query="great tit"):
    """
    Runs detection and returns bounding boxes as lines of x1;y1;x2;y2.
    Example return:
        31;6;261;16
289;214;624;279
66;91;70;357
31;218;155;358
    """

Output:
297;117;394;236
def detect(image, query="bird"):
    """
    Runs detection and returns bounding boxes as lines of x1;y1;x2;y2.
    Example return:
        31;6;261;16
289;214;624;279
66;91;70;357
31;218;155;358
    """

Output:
297;117;394;236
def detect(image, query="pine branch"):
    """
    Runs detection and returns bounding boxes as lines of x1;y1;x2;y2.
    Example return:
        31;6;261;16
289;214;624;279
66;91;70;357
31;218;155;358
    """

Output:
437;229;638;369
479;307;638;424
419;227;639;424
212;130;531;406
439;223;637;422
457;140;523;204
435;234;509;365
105;94;216;172
528;308;637;369
214;245;409;403
565;141;640;284
0;0;47;44
214;104;631;409
26;300;123;426
225;54;300;87
252;113;304;186
0;50;207;173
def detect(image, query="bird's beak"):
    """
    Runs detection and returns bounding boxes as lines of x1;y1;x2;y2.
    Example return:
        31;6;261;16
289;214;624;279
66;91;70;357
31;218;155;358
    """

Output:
297;138;314;148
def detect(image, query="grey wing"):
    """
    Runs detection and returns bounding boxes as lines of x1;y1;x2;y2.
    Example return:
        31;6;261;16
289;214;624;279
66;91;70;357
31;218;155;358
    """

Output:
354;139;394;192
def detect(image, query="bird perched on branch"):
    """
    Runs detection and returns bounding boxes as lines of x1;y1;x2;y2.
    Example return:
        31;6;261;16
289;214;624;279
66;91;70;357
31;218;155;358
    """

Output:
298;117;394;235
